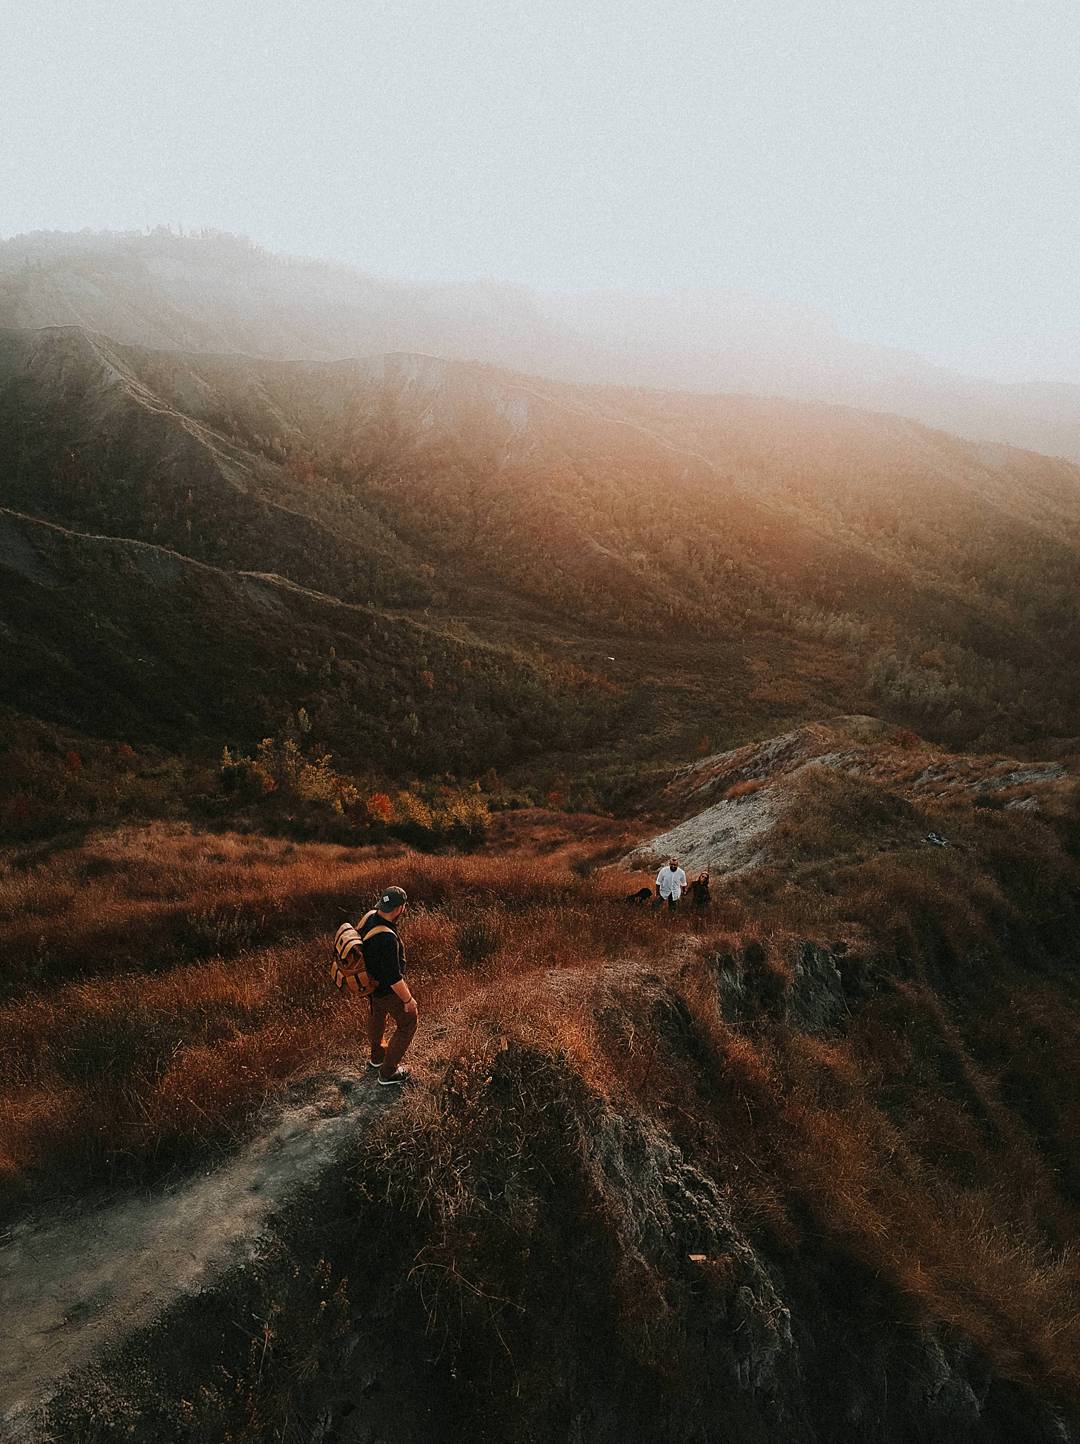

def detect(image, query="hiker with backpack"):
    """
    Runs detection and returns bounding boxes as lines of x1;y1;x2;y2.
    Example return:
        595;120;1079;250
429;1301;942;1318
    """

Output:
331;886;417;1086
655;857;688;910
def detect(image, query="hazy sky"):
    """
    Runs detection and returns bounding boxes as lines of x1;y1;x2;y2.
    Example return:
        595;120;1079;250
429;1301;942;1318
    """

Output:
4;0;1079;382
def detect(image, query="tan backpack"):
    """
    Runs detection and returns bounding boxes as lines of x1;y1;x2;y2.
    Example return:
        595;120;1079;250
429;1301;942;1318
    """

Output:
330;910;395;995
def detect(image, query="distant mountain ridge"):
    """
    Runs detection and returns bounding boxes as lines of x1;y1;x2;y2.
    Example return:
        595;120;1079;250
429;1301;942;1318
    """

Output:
5;228;1080;463
2;316;1079;771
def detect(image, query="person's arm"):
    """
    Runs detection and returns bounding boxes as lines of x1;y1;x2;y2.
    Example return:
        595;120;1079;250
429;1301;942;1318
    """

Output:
365;931;414;1008
391;977;417;1013
383;936;416;1013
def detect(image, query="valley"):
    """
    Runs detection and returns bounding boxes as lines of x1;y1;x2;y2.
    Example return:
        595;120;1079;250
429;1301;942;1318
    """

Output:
2;236;1080;1442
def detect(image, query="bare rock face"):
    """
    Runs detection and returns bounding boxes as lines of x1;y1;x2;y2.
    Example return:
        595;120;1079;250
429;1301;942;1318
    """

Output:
621;717;1078;883
788;942;852;1035
577;1105;798;1402
709;940;852;1035
622;786;779;878
620;719;883;879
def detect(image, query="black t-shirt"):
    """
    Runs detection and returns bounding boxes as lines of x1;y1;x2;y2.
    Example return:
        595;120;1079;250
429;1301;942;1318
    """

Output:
360;910;406;998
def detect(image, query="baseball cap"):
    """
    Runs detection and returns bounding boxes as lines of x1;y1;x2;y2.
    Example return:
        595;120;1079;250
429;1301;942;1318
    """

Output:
379;886;408;910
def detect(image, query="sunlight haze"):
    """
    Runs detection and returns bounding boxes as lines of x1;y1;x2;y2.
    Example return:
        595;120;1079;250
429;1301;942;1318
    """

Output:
3;0;1079;382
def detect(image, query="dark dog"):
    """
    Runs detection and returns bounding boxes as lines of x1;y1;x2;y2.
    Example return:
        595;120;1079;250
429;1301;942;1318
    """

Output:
626;886;654;903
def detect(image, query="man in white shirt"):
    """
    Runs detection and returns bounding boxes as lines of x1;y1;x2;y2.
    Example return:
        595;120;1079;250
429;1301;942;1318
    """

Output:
655;857;688;910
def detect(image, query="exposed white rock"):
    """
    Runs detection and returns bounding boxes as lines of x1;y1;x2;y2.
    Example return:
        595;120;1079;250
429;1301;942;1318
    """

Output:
623;786;778;878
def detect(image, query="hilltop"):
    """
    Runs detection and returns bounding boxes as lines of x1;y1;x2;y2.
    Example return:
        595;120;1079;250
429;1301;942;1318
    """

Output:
623;716;1076;876
5;228;1080;463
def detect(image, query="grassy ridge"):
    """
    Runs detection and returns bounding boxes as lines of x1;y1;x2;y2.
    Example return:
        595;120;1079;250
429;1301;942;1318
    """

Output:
0;507;622;779
3;770;1080;1408
0;829;638;1204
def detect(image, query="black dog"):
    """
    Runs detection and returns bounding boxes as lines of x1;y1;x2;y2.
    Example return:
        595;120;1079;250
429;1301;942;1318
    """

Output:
626;886;654;903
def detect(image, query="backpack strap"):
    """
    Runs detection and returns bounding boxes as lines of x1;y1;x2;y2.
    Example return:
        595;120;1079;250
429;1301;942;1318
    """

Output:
359;909;398;947
330;960;376;994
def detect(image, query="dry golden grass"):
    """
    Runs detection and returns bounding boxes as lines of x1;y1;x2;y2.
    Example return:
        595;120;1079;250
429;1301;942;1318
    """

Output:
0;822;710;1208
3;786;1080;1403
637;954;1080;1397
723;778;766;800
0;821;644;992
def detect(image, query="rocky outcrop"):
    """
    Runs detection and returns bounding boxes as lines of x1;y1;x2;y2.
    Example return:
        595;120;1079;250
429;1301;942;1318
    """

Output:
622;718;1077;878
622;785;778;877
32;1025;1080;1444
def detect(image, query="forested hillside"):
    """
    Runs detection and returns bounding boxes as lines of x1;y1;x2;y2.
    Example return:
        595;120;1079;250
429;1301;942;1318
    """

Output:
2;321;1079;795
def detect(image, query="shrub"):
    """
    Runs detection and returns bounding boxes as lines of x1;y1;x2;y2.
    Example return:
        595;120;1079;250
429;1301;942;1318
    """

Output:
366;791;394;825
455;911;503;966
724;778;766;800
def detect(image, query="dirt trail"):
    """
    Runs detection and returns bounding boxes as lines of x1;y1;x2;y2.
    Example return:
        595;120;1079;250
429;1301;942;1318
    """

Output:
0;1070;388;1437
0;941;686;1438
